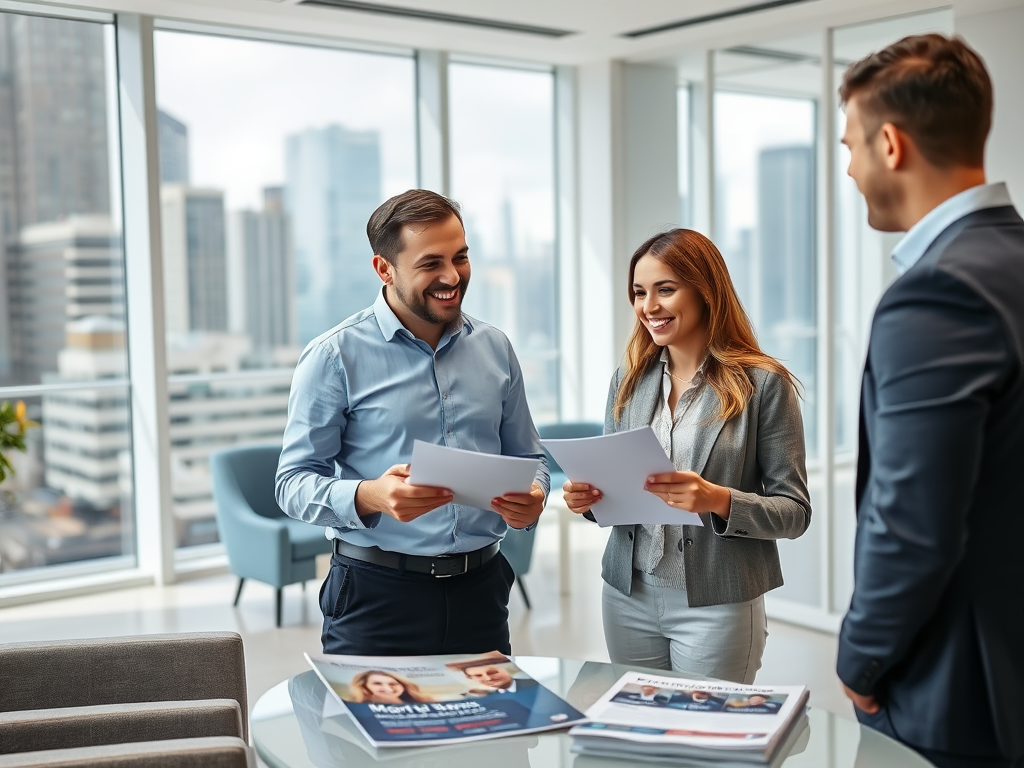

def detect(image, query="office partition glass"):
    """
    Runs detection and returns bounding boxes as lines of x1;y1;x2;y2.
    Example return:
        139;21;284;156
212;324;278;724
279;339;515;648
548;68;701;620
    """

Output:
678;85;691;229
0;12;136;581
829;8;954;613
154;31;417;551
448;62;559;424
714;35;822;609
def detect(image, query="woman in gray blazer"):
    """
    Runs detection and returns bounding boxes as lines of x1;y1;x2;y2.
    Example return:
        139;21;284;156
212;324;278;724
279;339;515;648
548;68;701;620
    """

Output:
564;229;811;683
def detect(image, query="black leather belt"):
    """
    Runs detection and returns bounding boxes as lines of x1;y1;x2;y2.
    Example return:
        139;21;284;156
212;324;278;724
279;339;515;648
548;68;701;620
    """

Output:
332;539;500;578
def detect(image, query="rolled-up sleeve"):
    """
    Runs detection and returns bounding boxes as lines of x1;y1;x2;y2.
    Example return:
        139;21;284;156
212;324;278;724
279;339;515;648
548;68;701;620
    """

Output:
275;341;380;532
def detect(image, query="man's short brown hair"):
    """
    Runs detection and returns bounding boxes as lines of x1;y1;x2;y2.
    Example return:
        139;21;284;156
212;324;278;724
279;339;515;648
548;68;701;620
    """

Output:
839;33;992;168
366;189;463;264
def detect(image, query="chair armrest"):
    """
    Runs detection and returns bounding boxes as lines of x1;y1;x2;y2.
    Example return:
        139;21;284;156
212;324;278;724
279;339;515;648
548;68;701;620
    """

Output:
0;736;254;768
0;699;243;754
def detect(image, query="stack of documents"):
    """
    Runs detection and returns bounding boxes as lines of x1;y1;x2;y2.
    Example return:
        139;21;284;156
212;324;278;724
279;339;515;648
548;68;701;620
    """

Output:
570;671;809;765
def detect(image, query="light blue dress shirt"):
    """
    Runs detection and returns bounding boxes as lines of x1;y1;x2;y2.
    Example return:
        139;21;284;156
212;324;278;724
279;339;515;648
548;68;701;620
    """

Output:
891;182;1014;274
276;288;549;556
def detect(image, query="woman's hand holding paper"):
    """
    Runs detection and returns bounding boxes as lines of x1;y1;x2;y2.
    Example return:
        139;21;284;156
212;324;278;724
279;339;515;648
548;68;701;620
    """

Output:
562;480;603;515
644;471;732;519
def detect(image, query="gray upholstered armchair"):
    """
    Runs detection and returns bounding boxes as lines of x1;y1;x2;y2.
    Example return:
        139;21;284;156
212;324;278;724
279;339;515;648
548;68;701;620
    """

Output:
0;632;253;767
210;444;332;627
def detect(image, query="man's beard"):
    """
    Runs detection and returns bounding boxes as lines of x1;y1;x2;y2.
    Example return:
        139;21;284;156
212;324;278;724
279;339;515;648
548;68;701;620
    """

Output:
393;279;468;325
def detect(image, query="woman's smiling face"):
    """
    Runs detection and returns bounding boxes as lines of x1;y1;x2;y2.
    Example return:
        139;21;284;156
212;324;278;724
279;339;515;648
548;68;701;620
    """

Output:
632;254;706;348
365;673;404;699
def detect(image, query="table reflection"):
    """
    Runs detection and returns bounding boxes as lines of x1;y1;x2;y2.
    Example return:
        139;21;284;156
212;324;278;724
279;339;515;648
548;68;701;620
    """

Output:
252;657;932;768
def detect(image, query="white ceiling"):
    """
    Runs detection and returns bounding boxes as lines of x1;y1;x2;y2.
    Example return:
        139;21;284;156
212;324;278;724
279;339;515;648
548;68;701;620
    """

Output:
34;0;1024;64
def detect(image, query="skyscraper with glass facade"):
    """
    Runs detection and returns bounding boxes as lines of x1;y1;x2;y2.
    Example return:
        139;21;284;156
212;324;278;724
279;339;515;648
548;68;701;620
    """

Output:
284;124;381;343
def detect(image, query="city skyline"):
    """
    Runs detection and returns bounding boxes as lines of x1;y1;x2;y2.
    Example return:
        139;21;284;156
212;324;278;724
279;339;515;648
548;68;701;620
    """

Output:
0;14;562;573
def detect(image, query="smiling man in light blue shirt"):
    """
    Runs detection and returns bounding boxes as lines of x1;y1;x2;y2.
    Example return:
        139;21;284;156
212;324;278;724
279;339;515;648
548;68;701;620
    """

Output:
277;189;549;657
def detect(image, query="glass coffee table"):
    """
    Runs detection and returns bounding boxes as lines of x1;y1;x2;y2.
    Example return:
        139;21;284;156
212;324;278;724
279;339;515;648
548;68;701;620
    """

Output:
251;656;933;767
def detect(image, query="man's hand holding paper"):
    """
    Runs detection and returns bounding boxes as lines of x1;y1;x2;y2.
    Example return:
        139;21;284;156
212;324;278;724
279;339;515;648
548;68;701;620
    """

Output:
354;463;453;523
407;441;542;526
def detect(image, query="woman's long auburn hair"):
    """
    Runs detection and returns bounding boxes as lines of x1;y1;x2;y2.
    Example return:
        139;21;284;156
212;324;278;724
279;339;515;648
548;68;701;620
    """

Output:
613;229;798;423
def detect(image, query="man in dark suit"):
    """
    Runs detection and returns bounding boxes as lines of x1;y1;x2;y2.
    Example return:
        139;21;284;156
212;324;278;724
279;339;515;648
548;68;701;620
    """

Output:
836;34;1024;768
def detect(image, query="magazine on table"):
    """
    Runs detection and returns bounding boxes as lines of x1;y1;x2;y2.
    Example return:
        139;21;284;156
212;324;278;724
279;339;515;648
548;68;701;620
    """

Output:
570;671;810;763
304;650;586;748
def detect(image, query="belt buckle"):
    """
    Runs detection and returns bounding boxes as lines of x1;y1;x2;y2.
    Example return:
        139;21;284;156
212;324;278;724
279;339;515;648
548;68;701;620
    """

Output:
430;555;469;578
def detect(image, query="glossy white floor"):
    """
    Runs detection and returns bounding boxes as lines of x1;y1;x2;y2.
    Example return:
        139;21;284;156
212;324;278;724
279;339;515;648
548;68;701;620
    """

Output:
0;510;854;724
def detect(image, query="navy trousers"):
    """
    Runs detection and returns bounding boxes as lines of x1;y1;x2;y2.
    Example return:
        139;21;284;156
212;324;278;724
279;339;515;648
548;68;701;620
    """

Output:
319;549;515;656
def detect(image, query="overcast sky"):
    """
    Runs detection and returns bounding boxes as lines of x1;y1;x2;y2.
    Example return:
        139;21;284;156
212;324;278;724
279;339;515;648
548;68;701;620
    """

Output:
154;32;556;257
154;31;417;211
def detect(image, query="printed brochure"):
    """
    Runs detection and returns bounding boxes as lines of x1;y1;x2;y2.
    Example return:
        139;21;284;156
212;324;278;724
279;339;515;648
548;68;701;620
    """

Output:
305;650;586;748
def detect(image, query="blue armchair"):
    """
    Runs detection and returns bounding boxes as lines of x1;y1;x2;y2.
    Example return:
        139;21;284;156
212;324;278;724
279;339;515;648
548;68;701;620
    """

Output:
499;526;537;609
210;445;332;627
498;422;603;610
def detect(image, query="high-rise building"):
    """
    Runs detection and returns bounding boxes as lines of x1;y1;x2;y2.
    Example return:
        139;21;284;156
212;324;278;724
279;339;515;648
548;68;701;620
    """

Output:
0;22;16;246
5;215;123;384
285;124;381;343
227;186;296;357
161;185;228;334
757;143;816;451
158;109;190;185
41;320;290;549
0;12;114;385
42;316;130;509
758;145;815;334
0;13;110;233
163;331;290;546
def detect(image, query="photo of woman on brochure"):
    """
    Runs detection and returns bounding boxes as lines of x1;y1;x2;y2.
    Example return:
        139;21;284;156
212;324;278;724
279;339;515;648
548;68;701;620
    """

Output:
348;670;438;704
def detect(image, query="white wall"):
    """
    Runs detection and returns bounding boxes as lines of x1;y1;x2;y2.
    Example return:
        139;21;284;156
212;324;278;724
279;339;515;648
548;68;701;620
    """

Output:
569;61;681;420
957;4;1024;202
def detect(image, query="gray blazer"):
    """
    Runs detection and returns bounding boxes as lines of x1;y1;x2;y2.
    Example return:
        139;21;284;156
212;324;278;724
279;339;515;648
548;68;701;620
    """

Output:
600;363;811;607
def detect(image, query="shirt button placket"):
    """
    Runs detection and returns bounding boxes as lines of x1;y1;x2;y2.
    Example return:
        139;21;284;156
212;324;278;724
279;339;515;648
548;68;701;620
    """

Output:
436;359;454;445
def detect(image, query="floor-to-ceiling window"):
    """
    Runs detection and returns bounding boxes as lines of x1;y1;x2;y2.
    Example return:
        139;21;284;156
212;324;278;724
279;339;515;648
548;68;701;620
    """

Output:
153;32;417;552
683;10;955;626
828;8;954;615
0;10;135;581
713;36;823;611
677;84;691;230
448;61;559;424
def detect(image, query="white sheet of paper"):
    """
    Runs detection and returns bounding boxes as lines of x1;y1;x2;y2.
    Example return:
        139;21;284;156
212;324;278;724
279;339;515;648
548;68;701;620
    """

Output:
408;441;540;511
542;427;704;527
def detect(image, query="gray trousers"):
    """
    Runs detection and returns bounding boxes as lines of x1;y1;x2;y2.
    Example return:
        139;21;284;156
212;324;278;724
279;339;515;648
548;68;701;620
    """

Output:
602;571;767;684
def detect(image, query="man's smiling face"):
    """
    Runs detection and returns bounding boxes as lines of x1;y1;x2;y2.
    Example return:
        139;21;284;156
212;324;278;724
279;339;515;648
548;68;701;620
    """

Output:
387;213;470;329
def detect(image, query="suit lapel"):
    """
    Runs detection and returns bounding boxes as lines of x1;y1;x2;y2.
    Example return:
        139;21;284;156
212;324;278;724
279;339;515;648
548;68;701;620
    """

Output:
689;385;726;474
625;365;662;431
624;363;726;475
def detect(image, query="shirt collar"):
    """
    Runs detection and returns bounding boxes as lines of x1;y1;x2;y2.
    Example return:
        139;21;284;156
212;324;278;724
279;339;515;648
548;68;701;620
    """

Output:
891;182;1013;274
659;348;708;379
373;286;468;344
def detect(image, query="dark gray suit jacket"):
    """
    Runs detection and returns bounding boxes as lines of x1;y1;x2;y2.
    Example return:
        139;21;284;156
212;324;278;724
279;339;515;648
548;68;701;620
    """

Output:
599;363;810;607
837;206;1024;759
